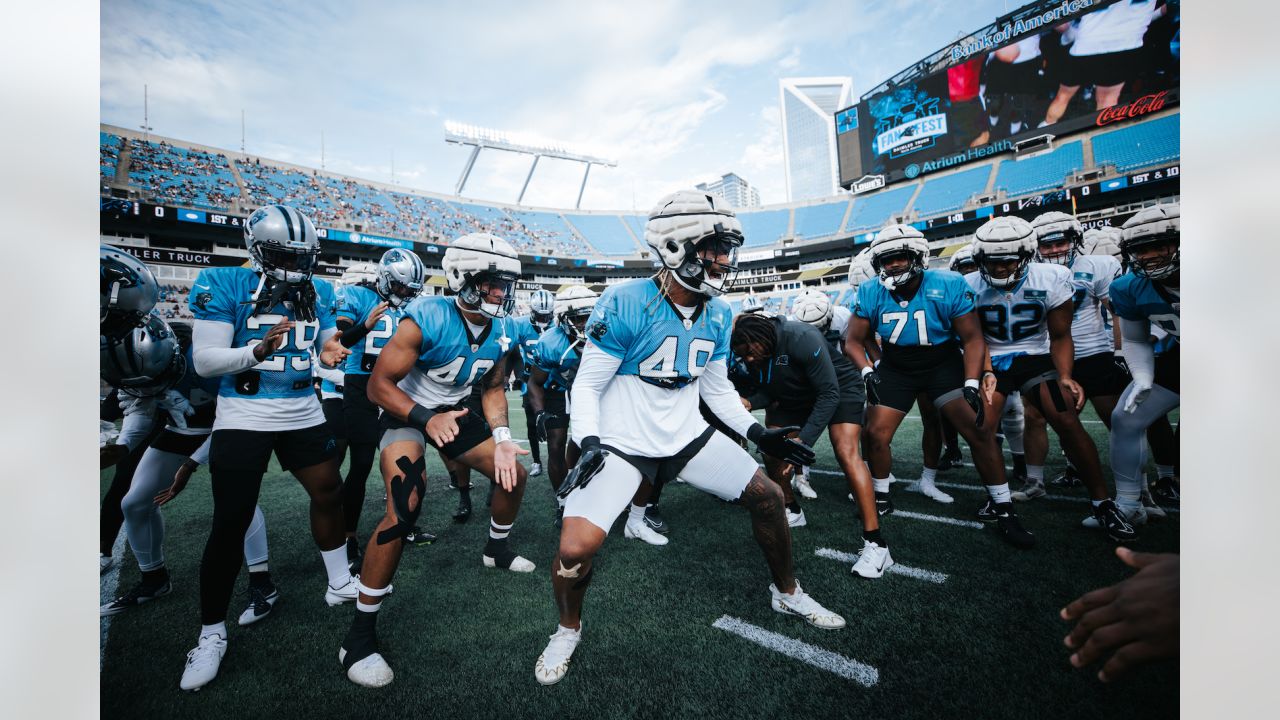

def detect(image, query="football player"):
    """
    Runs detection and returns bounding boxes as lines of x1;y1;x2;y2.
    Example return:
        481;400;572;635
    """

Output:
1011;211;1130;501
327;249;426;571
179;205;355;691
100;318;274;625
526;286;597;530
1105;204;1181;531
965;216;1134;542
534;191;843;686
521;288;556;476
845;224;1034;548
334;233;535;688
787;287;855;502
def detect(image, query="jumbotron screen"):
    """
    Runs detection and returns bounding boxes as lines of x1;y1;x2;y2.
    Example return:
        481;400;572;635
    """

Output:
837;0;1179;189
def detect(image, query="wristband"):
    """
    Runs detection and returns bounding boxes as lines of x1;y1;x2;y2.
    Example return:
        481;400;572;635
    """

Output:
860;366;874;378
982;370;995;379
340;322;372;348
408;403;435;429
964;378;980;390
492;426;512;444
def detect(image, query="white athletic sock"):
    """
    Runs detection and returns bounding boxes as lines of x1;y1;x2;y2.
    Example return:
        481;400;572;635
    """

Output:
247;562;268;574
356;599;381;614
920;467;937;485
987;483;1011;504
1027;465;1044;482
628;503;646;524
200;622;227;641
489;520;512;541
1156;464;1176;479
873;477;891;493
320;546;351;586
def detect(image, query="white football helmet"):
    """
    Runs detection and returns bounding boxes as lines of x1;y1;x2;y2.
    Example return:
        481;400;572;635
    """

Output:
1120;203;1180;280
848;250;876;289
869;224;930;290
528;289;556;330
645;190;744;297
375;248;426;308
555;285;598;343
1083;227;1123;261
949;244;977;275
442;233;522;318
244;204;321;285
791;288;834;329
1030;211;1084;266
973;216;1038;289
101;244;160;338
100;312;185;397
339;262;378;287
740;294;767;315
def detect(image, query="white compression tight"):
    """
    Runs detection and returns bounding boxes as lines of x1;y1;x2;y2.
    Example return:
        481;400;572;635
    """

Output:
1109;382;1180;505
121;446;269;571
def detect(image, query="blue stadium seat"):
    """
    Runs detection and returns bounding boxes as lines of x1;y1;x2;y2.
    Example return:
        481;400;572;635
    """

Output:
509;210;592;256
792;201;849;239
100;133;122;182
911;165;992;217
738;209;791;247
564;214;639;255
845;184;917;232
1091;114;1180;173
992;141;1084;197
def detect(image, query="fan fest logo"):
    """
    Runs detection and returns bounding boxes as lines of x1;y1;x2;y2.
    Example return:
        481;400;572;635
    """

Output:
871;89;948;160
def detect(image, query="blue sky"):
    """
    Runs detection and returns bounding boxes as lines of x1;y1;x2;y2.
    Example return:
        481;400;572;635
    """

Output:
101;0;1013;210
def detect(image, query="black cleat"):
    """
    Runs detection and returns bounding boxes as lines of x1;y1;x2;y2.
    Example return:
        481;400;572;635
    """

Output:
1152;476;1180;505
405;526;436;545
453;494;473;523
938;446;964;471
874;491;895;516
1050;467;1083;488
643;504;668;535
977;499;1035;548
345;537;363;576
100;576;172;616
1092;499;1138;543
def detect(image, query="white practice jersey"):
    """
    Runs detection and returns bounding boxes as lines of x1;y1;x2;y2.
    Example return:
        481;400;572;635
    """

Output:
967;263;1074;357
829;305;851;338
1064;254;1122;358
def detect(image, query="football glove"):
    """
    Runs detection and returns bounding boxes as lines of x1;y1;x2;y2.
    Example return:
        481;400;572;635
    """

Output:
556;436;609;500
962;385;985;427
747;424;816;467
862;368;882;406
158;389;195;430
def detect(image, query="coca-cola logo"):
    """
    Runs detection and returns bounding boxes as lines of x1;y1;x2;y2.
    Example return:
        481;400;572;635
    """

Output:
1096;92;1169;127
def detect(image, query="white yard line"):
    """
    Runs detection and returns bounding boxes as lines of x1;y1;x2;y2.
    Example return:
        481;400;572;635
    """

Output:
891;510;986;529
100;532;127;672
814;547;948;584
712;615;879;686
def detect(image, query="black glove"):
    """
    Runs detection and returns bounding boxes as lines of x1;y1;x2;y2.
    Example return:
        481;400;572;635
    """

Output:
747;424;816;467
862;369;881;406
535;411;548;442
962;385;985;428
556;436;609;500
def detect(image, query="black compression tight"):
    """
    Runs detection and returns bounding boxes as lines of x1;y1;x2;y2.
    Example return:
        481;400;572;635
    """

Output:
342;441;377;534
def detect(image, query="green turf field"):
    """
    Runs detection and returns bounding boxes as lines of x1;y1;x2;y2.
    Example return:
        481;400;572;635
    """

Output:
100;394;1178;719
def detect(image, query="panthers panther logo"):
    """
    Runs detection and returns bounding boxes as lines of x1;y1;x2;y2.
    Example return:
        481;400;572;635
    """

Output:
587;320;608;341
194;291;213;311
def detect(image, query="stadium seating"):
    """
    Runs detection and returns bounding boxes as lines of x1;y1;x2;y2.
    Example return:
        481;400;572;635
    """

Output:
622;215;648;248
792;201;849;240
992;141;1083;197
237;160;343;225
508;210;592;256
564;214;641;255
845;184;917;232
738;209;791;247
1091;114;1180;173
127;139;239;211
101;133;122;183
911;165;992;217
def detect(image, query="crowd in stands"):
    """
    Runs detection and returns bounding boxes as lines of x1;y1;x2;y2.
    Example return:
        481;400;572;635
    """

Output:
236;159;343;226
154;285;193;321
100;133;122;185
127;140;239;210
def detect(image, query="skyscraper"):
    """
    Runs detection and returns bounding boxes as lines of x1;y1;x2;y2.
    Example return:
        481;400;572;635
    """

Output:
695;173;761;209
779;77;853;201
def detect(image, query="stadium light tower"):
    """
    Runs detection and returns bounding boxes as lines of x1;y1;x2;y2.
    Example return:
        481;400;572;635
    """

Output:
444;121;617;208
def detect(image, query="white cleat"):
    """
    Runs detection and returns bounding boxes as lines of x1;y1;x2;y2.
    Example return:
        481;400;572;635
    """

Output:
237;587;279;626
1139;486;1167;520
483;554;537;572
1081;501;1148;528
786;508;807;528
100;554;114;575
530;462;543;477
179;634;227;691
792;471;817;500
914;481;954;504
851;541;894;579
1011;480;1046;502
770;582;845;630
624;519;669;546
339;647;394;688
325;576;360;606
535;625;582;686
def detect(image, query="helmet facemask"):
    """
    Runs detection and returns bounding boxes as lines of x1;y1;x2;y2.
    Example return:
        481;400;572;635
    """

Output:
1036;229;1081;266
559;307;592;344
378;276;423;309
872;247;924;290
1123;231;1180;280
458;270;518;318
253;243;320;285
977;250;1032;289
671;229;741;297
